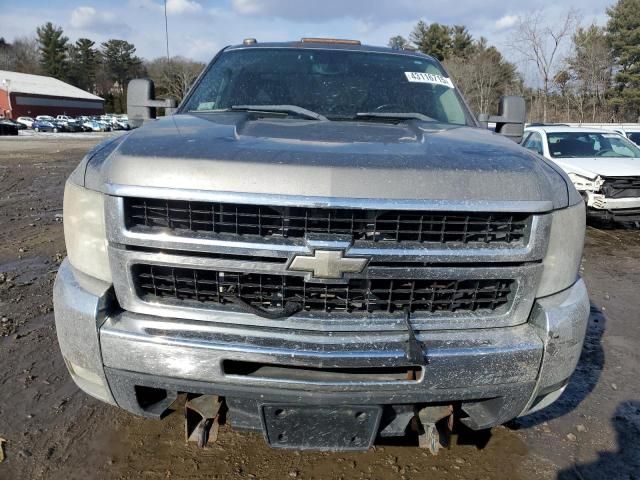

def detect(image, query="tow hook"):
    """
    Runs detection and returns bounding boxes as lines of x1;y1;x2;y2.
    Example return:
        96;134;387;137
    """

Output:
185;394;224;448
415;405;454;455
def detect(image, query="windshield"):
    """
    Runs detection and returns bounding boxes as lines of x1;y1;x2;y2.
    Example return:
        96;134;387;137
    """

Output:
627;132;640;146
546;132;640;158
181;47;471;125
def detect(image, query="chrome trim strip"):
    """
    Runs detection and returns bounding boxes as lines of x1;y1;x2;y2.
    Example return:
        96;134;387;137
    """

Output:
105;196;552;264
103;184;554;213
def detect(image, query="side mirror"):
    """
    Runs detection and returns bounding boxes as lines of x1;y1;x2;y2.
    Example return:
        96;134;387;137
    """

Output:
127;79;178;128
477;96;526;143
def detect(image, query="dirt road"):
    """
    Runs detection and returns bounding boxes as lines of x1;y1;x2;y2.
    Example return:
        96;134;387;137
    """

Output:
0;135;638;480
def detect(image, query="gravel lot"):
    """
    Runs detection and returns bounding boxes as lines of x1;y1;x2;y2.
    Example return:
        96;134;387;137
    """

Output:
0;135;638;480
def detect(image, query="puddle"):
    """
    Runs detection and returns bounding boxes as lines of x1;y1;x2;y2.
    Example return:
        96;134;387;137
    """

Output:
0;255;53;284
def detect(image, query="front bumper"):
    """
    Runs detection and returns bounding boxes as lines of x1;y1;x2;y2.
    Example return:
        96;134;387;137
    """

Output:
586;193;640;221
54;259;590;433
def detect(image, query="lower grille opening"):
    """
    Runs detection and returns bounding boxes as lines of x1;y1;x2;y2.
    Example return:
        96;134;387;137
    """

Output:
223;360;422;383
132;264;514;315
135;385;168;409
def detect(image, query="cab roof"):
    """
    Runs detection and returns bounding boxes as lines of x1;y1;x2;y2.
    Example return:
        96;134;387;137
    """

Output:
224;40;436;61
525;125;624;135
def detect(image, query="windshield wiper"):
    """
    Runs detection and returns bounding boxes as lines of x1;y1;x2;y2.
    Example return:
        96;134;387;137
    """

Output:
355;112;435;122
231;104;328;121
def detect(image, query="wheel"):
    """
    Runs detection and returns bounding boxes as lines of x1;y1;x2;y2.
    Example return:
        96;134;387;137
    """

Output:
34;127;39;132
53;127;59;133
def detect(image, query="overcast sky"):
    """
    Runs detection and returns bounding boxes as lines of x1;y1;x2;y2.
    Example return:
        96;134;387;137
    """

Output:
3;0;614;65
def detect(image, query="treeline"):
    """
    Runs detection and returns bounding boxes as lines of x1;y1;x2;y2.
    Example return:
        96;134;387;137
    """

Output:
0;22;204;113
390;0;640;123
391;24;520;119
2;0;639;122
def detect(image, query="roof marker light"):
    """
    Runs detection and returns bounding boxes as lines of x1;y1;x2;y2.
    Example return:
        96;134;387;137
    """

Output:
300;38;361;45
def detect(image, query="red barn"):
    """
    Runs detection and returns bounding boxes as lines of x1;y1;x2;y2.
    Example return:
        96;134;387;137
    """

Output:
0;70;104;119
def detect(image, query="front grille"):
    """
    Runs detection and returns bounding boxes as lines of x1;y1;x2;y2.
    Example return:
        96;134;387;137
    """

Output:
133;265;514;314
124;198;529;244
603;176;640;189
602;176;640;199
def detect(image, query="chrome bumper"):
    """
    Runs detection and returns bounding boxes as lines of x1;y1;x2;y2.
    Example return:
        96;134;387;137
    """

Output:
587;192;640;210
53;259;590;429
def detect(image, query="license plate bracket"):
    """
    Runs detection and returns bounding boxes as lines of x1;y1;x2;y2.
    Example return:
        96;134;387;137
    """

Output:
261;404;382;451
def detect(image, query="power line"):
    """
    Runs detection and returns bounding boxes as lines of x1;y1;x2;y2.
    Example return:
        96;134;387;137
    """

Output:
164;0;170;61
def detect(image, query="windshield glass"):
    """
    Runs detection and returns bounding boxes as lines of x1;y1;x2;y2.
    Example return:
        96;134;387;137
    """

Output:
546;132;640;158
182;48;470;125
626;132;640;146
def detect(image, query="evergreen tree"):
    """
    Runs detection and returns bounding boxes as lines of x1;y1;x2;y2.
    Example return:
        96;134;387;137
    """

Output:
607;0;640;119
100;39;143;112
388;35;409;49
450;25;474;58
67;38;98;91
0;38;11;70
410;21;452;60
409;22;475;61
36;22;68;79
568;25;612;121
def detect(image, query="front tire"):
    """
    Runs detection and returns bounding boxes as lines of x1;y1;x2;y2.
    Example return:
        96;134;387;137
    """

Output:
53;127;59;133
34;127;39;132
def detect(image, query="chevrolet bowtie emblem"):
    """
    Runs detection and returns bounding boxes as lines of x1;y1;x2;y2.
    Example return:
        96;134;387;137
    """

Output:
288;250;368;279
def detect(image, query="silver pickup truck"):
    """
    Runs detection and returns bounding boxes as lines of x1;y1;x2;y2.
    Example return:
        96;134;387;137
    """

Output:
54;38;589;452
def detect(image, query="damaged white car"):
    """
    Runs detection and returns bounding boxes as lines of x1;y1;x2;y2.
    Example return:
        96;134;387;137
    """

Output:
523;126;640;223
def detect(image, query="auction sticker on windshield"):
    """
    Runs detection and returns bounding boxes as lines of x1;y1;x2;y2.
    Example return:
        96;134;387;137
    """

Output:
404;72;455;88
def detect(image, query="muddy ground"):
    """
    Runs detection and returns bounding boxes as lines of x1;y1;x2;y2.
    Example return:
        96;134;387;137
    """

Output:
0;134;638;480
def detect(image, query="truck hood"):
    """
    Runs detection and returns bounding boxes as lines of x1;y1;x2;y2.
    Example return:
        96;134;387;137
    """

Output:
84;113;571;209
552;156;640;179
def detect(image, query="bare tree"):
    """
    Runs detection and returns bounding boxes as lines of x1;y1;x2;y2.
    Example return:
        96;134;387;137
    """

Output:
553;69;572;121
446;39;518;115
145;56;205;102
0;37;41;74
510;9;579;122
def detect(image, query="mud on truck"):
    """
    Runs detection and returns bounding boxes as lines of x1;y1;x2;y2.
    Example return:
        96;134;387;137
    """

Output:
54;38;590;452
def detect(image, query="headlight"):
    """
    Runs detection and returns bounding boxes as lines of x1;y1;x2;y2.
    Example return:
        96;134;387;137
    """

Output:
567;173;603;191
63;181;111;283
536;201;585;297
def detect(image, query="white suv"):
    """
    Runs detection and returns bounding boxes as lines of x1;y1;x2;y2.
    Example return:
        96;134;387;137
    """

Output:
523;125;640;223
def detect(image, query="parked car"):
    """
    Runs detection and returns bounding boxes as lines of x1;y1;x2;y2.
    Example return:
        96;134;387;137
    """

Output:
112;118;130;130
35;115;56;122
523;125;640;223
33;119;61;132
99;121;113;132
0;118;26;130
16;116;35;128
74;117;92;131
90;117;113;130
63;121;83;132
81;120;99;132
55;115;82;131
82;120;111;132
54;38;589;453
563;123;640;147
0;118;20;135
